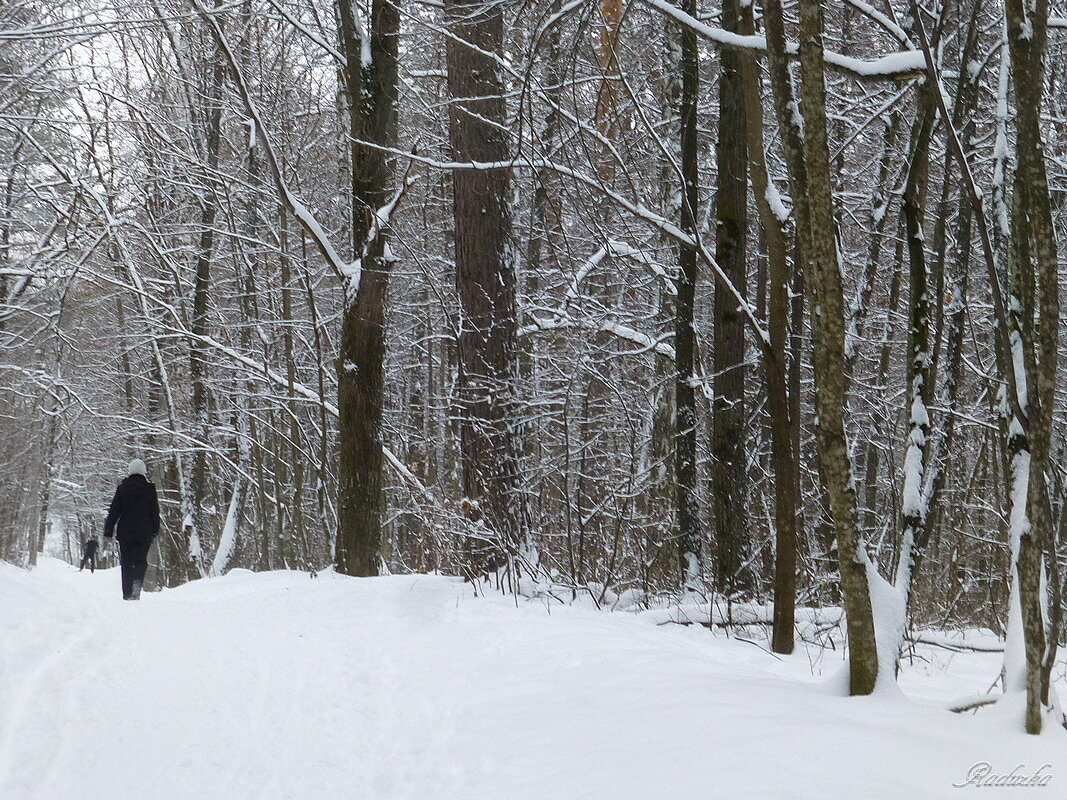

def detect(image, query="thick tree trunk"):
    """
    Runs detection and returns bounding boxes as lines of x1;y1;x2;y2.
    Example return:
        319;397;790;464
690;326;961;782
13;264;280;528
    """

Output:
446;0;531;573
1005;0;1058;734
738;4;797;654
760;0;810;615
795;0;878;695
335;0;401;578
711;0;749;596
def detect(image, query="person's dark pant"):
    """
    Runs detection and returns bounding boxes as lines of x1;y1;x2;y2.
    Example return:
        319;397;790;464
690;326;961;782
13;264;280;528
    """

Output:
78;551;96;573
119;540;151;600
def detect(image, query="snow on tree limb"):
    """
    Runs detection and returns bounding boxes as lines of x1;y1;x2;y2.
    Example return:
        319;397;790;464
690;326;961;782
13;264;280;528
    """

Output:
193;0;354;284
640;0;927;82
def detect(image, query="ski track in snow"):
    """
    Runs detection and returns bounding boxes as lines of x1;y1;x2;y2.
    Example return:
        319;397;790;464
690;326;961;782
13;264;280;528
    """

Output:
1;558;1064;800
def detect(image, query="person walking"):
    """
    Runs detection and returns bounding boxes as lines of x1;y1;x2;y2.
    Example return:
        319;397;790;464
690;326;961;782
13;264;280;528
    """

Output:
103;459;160;600
78;536;99;572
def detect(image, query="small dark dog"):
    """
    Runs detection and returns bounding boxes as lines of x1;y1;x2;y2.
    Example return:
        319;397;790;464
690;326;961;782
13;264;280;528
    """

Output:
79;537;99;573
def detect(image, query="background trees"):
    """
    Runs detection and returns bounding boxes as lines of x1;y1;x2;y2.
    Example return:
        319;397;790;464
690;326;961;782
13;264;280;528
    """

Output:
2;0;1066;730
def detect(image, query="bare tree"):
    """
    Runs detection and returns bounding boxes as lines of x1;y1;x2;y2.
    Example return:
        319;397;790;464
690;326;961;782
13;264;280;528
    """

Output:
711;0;749;596
445;0;532;573
335;0;402;577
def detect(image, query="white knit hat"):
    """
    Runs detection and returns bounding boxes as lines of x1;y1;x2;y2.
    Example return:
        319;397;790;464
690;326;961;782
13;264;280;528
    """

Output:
127;459;147;476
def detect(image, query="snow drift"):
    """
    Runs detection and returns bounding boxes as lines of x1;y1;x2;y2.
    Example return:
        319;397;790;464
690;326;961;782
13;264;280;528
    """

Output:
0;558;1063;800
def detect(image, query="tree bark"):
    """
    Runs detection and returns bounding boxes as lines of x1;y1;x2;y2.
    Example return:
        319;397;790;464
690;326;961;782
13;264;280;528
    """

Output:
893;87;936;623
1005;0;1058;734
446;0;532;573
675;0;701;591
795;0;878;694
711;0;749;596
759;0;810;594
738;4;797;654
187;10;227;575
335;0;401;578
908;0;983;589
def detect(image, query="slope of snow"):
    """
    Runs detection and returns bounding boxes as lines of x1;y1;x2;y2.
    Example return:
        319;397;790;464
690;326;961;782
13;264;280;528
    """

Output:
0;558;1063;800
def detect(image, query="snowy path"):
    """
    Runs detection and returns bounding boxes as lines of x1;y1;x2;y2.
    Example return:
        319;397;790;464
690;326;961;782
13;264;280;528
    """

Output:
1;559;1064;800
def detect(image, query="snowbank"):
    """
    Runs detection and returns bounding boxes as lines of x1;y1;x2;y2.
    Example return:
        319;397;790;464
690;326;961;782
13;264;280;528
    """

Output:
0;558;1063;799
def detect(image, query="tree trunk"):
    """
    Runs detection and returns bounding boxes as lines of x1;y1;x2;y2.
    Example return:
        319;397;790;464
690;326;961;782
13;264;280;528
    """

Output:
279;208;308;565
908;0;983;589
673;0;702;591
445;0;532;576
760;0;811;612
795;0;878;694
1005;0;1058;734
711;0;749;596
335;0;401;578
892;87;936;631
739;5;797;654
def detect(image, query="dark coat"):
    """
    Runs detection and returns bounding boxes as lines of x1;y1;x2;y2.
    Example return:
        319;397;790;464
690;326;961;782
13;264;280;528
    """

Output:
104;474;160;544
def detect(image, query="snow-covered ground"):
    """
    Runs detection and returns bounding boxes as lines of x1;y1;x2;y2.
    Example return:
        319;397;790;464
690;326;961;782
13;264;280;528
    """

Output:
1;559;1063;800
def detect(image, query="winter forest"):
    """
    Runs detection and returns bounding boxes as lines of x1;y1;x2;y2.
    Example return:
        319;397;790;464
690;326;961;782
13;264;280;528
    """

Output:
3;0;1067;793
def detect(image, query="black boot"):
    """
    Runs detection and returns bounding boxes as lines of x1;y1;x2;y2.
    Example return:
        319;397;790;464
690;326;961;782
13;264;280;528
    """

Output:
121;562;133;600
